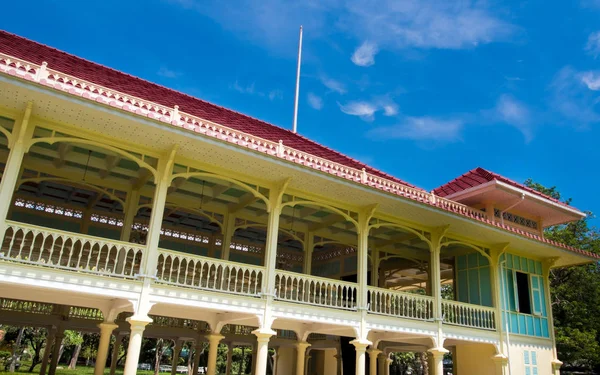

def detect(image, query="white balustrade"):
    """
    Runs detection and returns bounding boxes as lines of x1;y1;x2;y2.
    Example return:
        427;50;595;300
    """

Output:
274;270;357;310
367;287;434;321
68;306;104;320
441;300;496;330
0;221;144;278
156;249;264;296
0;297;54;315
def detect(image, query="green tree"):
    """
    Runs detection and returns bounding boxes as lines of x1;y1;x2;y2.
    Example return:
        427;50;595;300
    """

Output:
524;179;600;372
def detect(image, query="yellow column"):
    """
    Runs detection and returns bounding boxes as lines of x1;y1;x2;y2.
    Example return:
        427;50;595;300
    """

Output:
206;334;224;375
94;322;118;375
295;341;311;375
0;102;34;234
221;214;236;260
225;342;234;375
48;329;65;375
367;349;382;375
122;317;152;375
429;227;448;357
252;330;274;375
109;333;124;375
490;246;509;358
351;340;370;375
427;348;447;375
120;189;140;242
302;232;314;274
39;327;57;375
170;339;185;375
543;259;563;375
492;354;509;375
385;358;392;375
142;147;177;275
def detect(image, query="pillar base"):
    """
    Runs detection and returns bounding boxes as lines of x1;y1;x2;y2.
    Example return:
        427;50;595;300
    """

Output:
552;359;563;375
492;354;509;375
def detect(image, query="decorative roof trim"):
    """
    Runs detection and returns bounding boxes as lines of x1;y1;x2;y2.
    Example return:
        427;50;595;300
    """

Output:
444;180;585;218
0;53;597;261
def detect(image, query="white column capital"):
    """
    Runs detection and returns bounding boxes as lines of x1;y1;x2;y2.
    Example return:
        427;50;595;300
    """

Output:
367;348;382;356
98;322;119;332
386;358;393;365
427;347;449;358
206;333;225;342
350;338;372;351
295;341;311;350
252;328;276;342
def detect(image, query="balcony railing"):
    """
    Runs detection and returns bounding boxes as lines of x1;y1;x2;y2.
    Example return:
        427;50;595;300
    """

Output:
274;270;357;310
367;287;434;321
0;221;144;278
156;249;264;297
442;300;496;330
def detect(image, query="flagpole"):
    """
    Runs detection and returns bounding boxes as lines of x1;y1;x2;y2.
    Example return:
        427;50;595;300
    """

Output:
292;25;303;134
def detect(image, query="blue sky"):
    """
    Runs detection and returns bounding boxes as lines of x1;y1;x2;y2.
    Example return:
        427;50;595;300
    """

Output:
2;0;600;225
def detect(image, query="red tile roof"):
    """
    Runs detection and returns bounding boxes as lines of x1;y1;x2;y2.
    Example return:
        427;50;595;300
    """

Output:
0;30;419;190
0;30;596;260
433;167;577;210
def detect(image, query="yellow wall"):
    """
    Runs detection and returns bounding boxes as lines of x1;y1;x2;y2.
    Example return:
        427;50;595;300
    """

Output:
455;343;496;375
508;341;553;375
276;346;295;375
323;349;338;375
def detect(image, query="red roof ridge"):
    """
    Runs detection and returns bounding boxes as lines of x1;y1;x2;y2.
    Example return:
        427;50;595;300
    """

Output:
434;166;579;211
0;29;420;190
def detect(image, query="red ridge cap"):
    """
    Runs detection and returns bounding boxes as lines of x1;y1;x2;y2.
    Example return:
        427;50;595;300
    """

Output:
0;29;419;190
434;167;580;211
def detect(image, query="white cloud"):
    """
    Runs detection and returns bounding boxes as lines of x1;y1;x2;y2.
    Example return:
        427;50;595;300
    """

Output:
157;67;180;78
585;31;600;58
307;93;323;110
368;116;464;142
548;66;600;126
339;101;379;121
269;89;283;100
383;103;399;116
339;98;399;120
580;71;600;90
351;41;378;66
320;76;347;94
231;81;282;100
232;81;256;94
173;0;515;55
494;95;533;141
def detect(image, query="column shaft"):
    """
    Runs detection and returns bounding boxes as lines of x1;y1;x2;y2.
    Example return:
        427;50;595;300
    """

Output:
142;148;176;274
367;349;381;375
0;102;34;234
39;327;57;375
123;318;151;375
192;341;202;375
48;330;65;375
252;330;274;375
226;343;233;375
94;323;118;375
351;340;370;375
109;334;124;375
171;340;184;375
206;334;224;375
295;342;310;375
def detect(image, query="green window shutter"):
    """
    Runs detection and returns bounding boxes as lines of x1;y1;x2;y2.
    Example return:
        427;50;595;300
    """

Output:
531;275;543;315
531;351;537;366
524;350;530;365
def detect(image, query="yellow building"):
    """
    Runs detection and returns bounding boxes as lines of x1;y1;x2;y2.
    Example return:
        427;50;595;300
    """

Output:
0;30;596;375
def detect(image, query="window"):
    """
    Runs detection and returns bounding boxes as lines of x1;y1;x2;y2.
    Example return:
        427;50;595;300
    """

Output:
516;271;532;314
524;350;538;375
